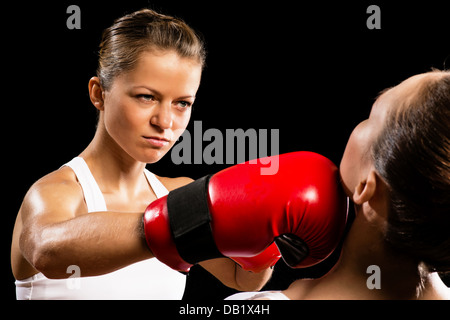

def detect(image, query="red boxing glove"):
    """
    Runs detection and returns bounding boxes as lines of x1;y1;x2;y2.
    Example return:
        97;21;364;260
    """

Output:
144;152;348;272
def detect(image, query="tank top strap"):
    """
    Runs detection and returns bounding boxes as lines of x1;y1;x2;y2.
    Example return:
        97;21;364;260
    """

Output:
144;169;169;198
63;157;107;212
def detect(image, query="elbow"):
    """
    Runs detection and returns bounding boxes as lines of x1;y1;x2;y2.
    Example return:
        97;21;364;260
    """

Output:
31;238;75;279
31;249;66;279
21;232;68;279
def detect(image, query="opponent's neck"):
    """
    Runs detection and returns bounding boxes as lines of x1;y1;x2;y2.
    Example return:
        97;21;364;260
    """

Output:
331;205;429;299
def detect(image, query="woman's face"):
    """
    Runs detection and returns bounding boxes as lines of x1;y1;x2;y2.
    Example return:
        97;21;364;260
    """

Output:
339;73;431;200
102;50;202;163
339;97;390;199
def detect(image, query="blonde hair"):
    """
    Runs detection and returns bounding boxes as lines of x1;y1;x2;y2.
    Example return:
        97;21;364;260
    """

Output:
97;8;206;90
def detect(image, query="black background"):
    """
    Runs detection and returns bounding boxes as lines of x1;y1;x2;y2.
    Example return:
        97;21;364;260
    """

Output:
4;0;450;302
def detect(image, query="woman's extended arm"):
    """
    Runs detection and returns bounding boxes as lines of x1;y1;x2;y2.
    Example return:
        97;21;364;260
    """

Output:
19;169;153;279
19;169;272;291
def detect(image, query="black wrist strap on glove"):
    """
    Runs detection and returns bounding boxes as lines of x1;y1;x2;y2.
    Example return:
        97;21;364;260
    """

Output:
166;175;223;265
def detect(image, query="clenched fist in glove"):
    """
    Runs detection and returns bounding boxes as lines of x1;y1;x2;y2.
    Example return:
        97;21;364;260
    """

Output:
143;151;348;272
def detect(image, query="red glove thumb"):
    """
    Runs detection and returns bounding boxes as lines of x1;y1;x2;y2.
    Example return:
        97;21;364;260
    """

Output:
231;242;281;273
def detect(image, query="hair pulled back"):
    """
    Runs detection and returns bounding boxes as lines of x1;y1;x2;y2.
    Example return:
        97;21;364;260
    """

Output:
97;8;206;90
372;70;450;273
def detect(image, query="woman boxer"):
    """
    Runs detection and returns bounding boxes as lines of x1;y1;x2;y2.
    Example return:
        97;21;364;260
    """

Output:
228;70;450;299
11;8;274;299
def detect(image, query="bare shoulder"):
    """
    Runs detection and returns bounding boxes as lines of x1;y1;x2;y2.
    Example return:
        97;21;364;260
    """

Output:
283;278;320;300
33;166;79;187
156;175;194;192
26;166;82;201
12;167;86;279
21;166;87;222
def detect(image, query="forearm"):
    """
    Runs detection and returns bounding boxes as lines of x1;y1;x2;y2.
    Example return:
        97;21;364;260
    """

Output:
21;211;153;279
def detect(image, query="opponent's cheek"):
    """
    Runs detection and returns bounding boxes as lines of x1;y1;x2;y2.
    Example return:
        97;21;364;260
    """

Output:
339;121;370;197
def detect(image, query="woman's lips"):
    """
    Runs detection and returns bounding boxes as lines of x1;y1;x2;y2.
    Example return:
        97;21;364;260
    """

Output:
143;136;170;147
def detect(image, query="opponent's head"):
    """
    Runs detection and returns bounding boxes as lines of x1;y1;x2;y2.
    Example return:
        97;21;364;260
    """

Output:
341;70;450;272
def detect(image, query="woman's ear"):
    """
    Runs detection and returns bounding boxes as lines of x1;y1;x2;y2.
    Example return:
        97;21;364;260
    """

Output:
88;77;105;111
353;170;377;205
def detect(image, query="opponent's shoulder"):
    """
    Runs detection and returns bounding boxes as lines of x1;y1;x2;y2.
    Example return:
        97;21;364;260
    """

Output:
156;175;194;192
282;278;320;300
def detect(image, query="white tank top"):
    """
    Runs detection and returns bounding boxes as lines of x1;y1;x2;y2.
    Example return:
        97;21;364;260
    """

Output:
15;157;186;300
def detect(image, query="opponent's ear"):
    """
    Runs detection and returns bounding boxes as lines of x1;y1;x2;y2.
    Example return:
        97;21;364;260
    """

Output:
88;77;105;111
353;170;377;205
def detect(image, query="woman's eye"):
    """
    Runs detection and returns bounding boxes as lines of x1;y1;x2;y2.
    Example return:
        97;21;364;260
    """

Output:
137;94;155;102
175;101;192;108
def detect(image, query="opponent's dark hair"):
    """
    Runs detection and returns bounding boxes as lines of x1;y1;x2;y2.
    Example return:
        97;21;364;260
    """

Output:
372;70;450;272
97;8;206;90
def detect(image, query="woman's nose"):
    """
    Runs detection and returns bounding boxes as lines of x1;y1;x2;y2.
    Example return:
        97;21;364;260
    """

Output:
150;102;173;130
